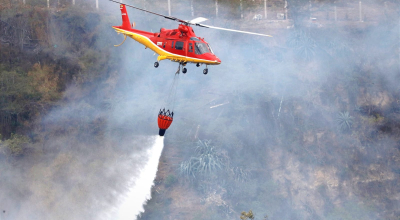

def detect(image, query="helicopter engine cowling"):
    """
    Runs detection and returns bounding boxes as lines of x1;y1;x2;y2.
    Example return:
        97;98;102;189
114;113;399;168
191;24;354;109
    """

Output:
178;24;189;34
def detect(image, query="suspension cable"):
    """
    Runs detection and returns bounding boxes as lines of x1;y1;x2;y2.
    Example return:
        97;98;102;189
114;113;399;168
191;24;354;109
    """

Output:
164;71;180;110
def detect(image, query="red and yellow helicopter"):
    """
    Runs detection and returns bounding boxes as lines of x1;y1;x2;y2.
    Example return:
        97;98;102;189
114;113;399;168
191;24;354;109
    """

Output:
111;0;272;74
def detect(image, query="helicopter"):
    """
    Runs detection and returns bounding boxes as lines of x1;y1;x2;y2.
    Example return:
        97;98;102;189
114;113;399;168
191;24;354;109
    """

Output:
110;0;272;74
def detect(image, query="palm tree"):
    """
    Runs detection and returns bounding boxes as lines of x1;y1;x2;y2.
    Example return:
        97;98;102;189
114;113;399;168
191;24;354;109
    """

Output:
336;111;354;131
179;140;223;178
194;140;223;174
287;30;316;61
179;157;198;178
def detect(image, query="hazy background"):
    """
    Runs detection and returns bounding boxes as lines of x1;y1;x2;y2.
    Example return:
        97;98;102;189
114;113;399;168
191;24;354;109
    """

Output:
0;0;399;219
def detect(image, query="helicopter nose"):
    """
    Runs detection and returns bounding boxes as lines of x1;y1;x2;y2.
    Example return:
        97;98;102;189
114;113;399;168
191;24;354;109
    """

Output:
215;56;221;64
204;53;221;64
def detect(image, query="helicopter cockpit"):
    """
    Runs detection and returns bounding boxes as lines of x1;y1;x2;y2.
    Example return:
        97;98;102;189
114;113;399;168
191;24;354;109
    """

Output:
195;42;214;55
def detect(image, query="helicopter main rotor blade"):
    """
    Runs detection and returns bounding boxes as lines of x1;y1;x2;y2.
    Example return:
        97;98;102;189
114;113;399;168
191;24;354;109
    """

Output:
108;0;187;23
196;24;272;37
109;0;272;37
187;17;208;24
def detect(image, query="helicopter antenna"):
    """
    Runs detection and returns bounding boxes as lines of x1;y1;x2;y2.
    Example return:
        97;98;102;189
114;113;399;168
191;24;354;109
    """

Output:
108;0;272;37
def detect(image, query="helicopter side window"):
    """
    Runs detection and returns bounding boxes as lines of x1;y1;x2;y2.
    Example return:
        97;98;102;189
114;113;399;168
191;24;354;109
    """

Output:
195;42;210;55
190;37;200;41
189;43;193;53
175;41;184;50
171;41;174;48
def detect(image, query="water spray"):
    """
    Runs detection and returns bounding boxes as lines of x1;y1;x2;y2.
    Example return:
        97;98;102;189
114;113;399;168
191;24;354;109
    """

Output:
107;136;164;220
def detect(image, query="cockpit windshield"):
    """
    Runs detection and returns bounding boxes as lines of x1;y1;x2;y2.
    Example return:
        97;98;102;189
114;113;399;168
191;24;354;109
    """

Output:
195;42;210;55
207;44;214;54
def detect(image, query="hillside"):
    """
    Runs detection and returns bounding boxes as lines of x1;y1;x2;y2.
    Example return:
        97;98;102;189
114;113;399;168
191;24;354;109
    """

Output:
1;1;400;220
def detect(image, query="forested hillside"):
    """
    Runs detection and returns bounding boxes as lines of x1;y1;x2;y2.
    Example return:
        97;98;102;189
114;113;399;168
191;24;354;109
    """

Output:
1;0;400;220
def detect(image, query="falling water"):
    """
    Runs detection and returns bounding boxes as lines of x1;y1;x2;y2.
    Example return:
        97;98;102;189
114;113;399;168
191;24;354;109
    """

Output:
105;135;164;220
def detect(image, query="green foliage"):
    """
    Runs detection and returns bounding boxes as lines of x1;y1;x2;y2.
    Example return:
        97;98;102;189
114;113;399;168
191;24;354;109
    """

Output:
194;140;223;173
164;174;177;188
1;133;30;156
193;152;222;174
179;140;223;178
0;7;122;136
368;113;384;124
287;30;316;61
28;63;60;102
240;210;254;220
336;111;354;131
179;157;198;178
297;37;316;61
240;210;268;220
0;62;61;133
0;66;35;113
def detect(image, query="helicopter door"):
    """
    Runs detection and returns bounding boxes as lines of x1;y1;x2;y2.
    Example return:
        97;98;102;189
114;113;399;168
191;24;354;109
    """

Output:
165;40;172;53
184;41;187;56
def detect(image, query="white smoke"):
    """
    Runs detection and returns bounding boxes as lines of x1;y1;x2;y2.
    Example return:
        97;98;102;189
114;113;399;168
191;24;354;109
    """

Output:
102;135;164;220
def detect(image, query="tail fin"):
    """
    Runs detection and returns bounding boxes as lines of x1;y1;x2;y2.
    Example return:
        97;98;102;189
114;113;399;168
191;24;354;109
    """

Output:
120;4;131;29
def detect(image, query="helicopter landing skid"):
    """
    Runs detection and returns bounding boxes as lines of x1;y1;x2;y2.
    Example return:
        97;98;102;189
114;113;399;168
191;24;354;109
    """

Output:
176;62;187;74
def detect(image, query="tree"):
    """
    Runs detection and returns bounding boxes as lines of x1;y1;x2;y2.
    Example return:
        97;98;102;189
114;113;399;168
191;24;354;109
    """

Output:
0;133;30;157
336;111;354;131
179;140;224;178
286;30;317;61
240;210;268;220
28;63;60;103
240;210;254;220
287;0;311;25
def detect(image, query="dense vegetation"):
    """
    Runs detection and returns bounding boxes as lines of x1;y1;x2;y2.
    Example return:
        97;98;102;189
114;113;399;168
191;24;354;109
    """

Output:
0;0;399;220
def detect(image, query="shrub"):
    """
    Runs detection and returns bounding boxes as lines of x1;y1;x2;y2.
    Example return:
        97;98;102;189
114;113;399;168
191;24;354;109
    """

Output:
179;157;198;178
1;133;30;157
164;174;177;188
